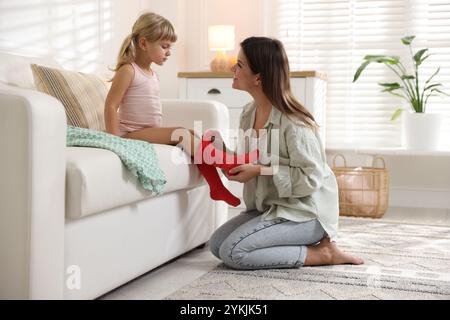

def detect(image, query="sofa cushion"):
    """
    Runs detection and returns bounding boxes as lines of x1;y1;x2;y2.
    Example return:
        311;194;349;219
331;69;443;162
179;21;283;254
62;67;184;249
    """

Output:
0;51;61;89
66;144;203;219
31;64;108;131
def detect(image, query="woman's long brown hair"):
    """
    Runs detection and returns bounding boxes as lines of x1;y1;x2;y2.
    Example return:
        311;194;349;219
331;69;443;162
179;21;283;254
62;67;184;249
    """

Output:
240;37;318;129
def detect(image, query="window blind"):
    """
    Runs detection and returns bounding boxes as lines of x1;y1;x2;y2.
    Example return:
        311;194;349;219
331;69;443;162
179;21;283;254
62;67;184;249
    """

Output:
0;0;113;73
274;0;450;149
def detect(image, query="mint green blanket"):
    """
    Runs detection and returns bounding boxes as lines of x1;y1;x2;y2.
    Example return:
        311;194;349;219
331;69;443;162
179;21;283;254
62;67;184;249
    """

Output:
67;126;166;195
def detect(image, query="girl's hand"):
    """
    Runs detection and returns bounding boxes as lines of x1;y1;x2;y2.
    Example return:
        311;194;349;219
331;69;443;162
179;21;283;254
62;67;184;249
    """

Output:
224;164;261;183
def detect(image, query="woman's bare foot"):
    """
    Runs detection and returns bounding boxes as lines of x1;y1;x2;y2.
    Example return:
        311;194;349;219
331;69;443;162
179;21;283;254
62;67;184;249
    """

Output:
304;237;364;266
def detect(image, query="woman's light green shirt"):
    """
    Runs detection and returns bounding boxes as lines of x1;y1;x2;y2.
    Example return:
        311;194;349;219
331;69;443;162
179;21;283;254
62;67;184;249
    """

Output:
238;101;339;239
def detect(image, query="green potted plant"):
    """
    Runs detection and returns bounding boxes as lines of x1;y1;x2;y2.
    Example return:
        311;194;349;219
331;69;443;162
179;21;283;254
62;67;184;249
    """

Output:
353;35;448;150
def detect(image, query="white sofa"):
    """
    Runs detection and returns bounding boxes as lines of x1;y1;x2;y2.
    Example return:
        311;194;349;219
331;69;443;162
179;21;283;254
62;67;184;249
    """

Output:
0;52;229;299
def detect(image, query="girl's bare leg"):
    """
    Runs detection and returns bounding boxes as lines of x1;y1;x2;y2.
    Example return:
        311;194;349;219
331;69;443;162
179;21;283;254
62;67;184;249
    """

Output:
123;127;198;156
124;127;232;160
304;237;364;266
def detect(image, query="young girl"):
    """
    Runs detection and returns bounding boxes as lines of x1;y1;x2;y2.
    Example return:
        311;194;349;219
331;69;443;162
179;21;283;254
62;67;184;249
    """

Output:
104;12;258;207
209;37;364;269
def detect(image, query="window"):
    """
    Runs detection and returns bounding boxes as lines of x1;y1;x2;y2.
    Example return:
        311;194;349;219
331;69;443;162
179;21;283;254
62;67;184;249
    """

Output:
0;0;113;73
271;0;450;149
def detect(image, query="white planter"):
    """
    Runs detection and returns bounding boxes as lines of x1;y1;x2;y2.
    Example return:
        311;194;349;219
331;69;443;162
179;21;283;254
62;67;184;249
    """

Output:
402;112;443;150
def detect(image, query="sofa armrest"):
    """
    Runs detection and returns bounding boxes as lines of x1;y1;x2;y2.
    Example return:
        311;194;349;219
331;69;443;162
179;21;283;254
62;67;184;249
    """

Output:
0;86;66;299
161;99;230;228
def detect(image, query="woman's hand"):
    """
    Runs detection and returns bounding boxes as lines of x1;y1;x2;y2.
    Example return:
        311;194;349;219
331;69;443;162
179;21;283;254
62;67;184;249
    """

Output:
224;164;261;183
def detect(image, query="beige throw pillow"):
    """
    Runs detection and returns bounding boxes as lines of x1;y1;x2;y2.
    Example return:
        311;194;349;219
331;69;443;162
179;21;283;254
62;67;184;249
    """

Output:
31;64;107;131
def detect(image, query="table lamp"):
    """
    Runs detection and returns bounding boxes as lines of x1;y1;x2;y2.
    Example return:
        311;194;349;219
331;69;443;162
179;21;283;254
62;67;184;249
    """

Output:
208;25;235;72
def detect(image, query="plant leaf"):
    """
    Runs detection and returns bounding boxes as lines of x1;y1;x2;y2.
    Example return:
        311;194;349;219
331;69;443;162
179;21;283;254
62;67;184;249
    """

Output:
423;88;447;109
421;68;441;106
425;67;440;85
391;108;404;121
424;83;442;91
420;54;431;64
385;56;400;65
364;55;386;60
425;91;439;107
425;88;448;97
382;88;401;93
401;75;415;80
433;88;450;97
385;90;409;101
353;60;371;82
414;49;428;65
401;36;415;45
411;98;422;113
378;82;401;89
364;55;400;64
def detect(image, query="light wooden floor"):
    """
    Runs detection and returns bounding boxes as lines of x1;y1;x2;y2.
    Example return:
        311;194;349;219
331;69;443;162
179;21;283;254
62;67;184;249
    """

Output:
100;206;450;300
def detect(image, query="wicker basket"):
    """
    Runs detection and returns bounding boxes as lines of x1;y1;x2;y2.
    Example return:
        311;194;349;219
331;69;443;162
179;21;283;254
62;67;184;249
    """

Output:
332;154;389;218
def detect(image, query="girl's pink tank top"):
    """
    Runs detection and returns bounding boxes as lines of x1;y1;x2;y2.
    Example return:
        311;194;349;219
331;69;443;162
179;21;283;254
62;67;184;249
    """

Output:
118;62;162;135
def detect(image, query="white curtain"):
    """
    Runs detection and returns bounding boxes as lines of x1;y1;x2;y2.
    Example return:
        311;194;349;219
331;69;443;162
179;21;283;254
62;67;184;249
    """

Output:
272;0;450;149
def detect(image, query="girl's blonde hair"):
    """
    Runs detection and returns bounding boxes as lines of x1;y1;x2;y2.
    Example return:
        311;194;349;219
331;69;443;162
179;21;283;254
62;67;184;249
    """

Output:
113;12;177;72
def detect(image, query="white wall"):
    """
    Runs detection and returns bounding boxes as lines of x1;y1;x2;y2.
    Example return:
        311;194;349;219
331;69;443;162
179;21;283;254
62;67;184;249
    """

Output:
136;0;182;98
183;0;263;72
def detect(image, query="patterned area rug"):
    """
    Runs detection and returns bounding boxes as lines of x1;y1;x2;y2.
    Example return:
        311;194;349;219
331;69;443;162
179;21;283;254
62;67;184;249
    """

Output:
165;218;450;300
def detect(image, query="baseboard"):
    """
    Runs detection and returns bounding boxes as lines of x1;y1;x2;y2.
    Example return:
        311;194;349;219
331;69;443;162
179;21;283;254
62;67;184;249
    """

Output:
390;187;450;209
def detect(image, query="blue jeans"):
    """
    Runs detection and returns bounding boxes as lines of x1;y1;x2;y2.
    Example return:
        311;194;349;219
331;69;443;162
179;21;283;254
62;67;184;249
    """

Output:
210;210;326;270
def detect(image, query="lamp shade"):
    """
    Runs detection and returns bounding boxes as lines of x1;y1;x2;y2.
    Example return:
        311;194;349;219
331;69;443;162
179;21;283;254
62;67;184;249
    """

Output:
208;25;235;51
